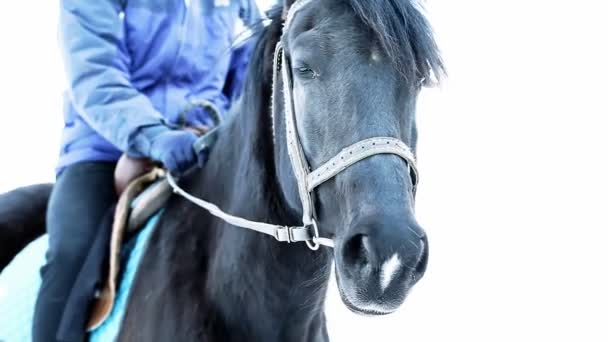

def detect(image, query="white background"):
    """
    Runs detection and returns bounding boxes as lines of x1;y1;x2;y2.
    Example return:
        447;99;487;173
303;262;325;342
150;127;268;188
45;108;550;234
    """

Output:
1;1;607;341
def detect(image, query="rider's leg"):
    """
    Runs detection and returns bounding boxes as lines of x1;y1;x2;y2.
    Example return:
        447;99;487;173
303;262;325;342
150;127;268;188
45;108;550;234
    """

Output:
0;183;50;269
32;161;116;342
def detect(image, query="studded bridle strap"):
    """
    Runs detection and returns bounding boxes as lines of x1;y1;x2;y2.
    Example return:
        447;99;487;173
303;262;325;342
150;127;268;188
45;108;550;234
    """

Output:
278;42;315;225
306;137;418;192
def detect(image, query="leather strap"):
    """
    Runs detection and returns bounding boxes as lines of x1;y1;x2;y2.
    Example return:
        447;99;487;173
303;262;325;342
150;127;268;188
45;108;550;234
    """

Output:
167;173;334;247
279;43;316;228
306;137;418;192
193;126;221;155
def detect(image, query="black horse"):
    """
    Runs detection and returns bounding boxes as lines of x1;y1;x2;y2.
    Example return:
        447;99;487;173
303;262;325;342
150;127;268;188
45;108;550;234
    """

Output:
0;0;443;340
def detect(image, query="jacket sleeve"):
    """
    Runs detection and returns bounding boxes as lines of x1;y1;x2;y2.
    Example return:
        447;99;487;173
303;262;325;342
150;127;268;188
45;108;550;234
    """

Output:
59;0;171;157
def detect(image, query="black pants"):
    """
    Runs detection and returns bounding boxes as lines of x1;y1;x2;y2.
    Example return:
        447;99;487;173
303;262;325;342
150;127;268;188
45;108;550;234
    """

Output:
33;162;116;342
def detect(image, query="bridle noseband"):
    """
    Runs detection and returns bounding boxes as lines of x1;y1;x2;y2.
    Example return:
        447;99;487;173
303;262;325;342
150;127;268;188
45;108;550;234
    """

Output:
167;0;419;251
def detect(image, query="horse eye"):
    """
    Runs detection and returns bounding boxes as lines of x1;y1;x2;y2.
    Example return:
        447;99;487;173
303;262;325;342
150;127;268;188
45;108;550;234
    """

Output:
295;66;317;79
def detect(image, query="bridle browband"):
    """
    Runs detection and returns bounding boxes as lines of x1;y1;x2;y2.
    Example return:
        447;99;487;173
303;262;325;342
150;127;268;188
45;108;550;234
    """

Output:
167;0;419;251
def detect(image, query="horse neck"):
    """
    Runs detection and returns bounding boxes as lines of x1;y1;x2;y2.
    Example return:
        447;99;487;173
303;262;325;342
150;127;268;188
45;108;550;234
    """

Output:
193;100;333;341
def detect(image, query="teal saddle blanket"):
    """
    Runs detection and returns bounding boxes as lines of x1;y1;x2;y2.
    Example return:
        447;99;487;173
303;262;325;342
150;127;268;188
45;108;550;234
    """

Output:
0;213;160;342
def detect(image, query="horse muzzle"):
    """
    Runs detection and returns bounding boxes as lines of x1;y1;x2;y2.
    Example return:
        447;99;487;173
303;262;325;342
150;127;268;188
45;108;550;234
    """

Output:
334;214;428;315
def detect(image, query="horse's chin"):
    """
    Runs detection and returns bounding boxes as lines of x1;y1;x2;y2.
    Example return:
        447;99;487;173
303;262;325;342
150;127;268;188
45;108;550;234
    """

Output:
338;289;397;317
334;271;407;317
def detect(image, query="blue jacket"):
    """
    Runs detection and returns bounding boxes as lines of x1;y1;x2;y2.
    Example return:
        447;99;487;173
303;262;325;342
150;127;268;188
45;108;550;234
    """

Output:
57;0;259;173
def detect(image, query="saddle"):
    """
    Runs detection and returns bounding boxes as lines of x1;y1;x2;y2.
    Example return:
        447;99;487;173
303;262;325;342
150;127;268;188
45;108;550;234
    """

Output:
87;160;171;330
85;121;218;330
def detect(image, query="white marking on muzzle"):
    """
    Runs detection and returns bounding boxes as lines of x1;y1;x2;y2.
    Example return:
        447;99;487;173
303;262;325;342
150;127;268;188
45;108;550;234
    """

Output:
380;254;402;291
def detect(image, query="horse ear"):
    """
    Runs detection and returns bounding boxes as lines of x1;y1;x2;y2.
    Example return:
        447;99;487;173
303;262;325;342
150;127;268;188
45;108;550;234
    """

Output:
282;0;296;20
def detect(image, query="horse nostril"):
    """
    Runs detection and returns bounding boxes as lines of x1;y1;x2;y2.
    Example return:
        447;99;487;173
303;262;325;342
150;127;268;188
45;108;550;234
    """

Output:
343;234;370;269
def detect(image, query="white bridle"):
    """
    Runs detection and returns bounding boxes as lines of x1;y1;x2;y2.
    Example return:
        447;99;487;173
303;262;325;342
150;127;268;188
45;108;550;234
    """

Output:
167;0;419;250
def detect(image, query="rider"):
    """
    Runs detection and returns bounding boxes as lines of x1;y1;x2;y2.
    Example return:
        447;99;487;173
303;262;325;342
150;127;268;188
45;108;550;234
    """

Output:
33;1;260;341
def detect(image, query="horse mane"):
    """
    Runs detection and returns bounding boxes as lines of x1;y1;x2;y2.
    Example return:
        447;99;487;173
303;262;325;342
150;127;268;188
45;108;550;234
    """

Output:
239;8;284;120
240;0;443;113
346;0;445;84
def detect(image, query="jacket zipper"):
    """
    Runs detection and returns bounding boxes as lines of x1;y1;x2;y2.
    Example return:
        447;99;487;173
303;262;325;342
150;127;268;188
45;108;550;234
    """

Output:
165;0;191;81
164;0;192;121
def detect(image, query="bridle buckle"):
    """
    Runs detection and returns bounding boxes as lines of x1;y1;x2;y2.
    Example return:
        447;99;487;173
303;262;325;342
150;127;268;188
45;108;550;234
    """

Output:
273;222;320;250
274;226;297;243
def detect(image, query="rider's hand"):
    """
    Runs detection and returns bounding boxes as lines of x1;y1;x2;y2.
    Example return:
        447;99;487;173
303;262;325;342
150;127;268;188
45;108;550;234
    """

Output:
114;154;156;195
130;124;210;175
147;130;201;174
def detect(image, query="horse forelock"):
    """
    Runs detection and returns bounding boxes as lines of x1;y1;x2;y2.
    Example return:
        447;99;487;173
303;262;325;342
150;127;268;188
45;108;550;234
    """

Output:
346;0;445;85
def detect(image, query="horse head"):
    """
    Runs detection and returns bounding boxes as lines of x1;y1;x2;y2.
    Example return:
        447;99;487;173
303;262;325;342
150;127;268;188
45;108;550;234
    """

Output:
272;0;444;315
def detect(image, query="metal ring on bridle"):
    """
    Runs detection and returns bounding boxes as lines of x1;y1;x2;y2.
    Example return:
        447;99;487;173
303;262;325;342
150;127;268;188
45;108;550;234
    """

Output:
305;220;320;251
